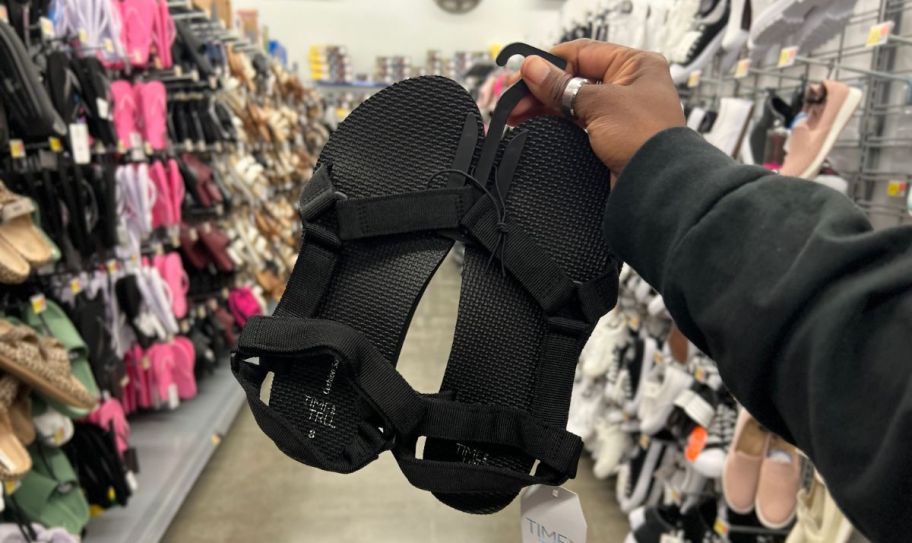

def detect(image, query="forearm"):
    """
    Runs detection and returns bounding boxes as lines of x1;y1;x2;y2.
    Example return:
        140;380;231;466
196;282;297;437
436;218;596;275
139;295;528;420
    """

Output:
604;127;912;541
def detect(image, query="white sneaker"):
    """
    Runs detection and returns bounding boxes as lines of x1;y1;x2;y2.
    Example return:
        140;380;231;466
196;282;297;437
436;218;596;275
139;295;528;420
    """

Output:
661;0;701;60
749;0;829;51
637;362;695;435
580;308;628;378
567;377;604;441
705;97;755;157
797;0;859;52
668;0;730;85
592;414;632;479
722;0;751;52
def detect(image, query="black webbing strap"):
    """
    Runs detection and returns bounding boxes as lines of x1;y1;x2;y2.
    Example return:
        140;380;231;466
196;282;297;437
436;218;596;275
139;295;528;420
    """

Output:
531;317;590;428
274;165;342;319
335;186;477;241
235;315;583;490
462;196;619;323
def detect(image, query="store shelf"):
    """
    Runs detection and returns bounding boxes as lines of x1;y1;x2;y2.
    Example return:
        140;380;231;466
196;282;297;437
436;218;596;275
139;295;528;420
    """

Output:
86;367;245;543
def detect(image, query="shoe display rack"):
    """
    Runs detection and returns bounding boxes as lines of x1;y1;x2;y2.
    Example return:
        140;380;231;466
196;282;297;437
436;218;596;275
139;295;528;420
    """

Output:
0;0;329;540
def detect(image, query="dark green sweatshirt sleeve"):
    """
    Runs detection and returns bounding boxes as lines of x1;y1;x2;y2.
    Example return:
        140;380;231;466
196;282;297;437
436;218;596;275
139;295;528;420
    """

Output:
604;127;912;542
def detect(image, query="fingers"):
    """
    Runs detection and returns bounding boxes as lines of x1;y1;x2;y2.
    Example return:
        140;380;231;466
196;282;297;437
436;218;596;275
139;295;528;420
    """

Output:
520;56;574;113
550;39;666;85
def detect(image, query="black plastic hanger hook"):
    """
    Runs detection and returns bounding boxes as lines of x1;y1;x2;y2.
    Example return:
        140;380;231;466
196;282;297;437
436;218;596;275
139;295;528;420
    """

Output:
474;43;567;184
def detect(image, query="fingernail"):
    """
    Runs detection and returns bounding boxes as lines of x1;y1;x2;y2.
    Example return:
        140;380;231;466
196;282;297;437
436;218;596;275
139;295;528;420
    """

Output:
523;57;550;85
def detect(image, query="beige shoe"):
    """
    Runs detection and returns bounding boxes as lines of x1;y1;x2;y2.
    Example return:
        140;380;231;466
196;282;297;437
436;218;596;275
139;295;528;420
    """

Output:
781;81;863;179
787;474;855;543
0;181;53;267
722;408;769;513
755;434;802;528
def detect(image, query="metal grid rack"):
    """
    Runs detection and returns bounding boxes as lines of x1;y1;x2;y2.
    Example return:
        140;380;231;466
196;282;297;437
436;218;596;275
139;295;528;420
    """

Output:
679;0;912;230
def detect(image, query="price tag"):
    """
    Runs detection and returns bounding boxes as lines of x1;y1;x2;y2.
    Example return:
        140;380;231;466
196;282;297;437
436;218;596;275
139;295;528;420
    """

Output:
0;6;8;23
69;277;82;295
3;480;19;495
734;58;751;79
184;140;193;152
180;320;190;334
191;69;200;82
8;139;25;159
144;142;153;156
639;433;650;449
660;533;684;543
196;306;206;319
778;46;799;68
866;21;894;47
78;28;88;42
887;180;908;197
116;141;127;154
153;242;165;256
627;314;640;332
713;517;730;536
520;486;586;543
129;132;142;150
48;137;62;153
103;38;114;53
174;65;183;77
141;355;150;370
686;69;702;88
106;259;118;274
132;49;142;64
69;124;91;164
221;287;230;300
694;365;706;383
39;17;55;40
97;98;111;120
52;427;66;446
30;294;47;315
189;227;199;242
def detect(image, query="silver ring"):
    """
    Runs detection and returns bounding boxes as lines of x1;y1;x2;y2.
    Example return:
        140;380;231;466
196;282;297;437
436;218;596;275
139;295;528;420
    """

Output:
561;77;591;119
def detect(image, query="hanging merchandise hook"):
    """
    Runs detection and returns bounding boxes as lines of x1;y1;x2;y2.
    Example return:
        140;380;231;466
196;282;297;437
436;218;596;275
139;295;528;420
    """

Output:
473;43;567;185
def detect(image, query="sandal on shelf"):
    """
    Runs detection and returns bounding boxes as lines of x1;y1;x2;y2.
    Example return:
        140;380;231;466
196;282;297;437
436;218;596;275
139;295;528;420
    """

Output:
0;320;97;414
11;442;90;536
0;181;54;267
0;375;32;480
234;46;618;513
23;301;101;418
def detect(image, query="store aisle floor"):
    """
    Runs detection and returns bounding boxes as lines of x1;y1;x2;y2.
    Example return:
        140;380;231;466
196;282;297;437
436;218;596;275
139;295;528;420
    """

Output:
163;251;628;543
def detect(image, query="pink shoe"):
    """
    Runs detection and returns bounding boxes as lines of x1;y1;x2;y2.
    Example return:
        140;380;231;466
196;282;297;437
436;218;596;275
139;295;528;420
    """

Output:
755;434;802;529
146;342;178;410
153;252;189;319
148;161;173;228
171;337;197;400
166;159;185;224
86;398;131;457
780;81;863;179
153;0;176;68
111;80;138;148
119;0;158;68
228;287;263;327
722;408;769;514
136;80;168;150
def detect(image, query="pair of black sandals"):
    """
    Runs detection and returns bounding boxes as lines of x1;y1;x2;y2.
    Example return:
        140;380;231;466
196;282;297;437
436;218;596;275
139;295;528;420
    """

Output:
233;44;620;513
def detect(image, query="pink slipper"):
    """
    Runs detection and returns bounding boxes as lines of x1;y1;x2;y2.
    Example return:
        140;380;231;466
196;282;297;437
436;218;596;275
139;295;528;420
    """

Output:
86;398;131;457
119;0;158;68
722;409;770;514
166;159;185;224
153;252;189;318
153;0;176;68
146;342;178;410
148;161;173;229
135;81;168;150
171;337;197;400
228;287;263;327
111;80;138;148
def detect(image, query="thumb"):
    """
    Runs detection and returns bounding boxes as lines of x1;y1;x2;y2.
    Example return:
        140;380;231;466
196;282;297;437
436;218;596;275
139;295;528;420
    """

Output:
520;56;573;113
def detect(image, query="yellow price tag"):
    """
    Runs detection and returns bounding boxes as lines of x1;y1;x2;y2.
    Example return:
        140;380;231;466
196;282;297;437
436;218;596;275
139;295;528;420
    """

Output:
866;21;894;48
694;366;707;383
4;480;19;495
9;139;25;159
69;277;82;295
106;259;118;274
687;70;702;88
103;38;114;54
627;315;640;332
78;28;88;42
30;294;47;315
53;427;65;445
639;433;650;449
734;58;751;79
48;137;62;152
778;46;798;68
39;17;54;40
714;518;730;536
887;180;908;197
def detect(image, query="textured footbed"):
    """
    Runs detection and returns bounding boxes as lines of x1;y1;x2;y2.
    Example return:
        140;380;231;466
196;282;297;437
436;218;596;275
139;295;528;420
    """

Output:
257;77;483;462
423;116;611;513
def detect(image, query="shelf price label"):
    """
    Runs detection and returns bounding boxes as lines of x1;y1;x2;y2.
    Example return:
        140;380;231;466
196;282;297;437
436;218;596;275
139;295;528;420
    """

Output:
69;277;82;295
103;38;114;54
30;294;47;315
78;28;88;43
887;179;908;197
8;139;25;159
687;69;702;88
48;137;62;153
734;58;751;79
778;46;799;68
39;17;55;40
866;21;894;48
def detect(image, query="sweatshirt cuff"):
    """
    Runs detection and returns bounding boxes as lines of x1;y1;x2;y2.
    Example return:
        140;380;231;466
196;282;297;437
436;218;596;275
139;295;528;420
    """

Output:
603;127;770;290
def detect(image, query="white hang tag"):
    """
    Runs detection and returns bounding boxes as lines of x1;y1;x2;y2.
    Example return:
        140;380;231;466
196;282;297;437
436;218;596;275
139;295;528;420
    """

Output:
69;124;91;165
167;384;180;410
520;485;587;543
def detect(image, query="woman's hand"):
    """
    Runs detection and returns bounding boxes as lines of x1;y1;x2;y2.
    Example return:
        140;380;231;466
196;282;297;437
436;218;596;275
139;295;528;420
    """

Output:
508;39;685;175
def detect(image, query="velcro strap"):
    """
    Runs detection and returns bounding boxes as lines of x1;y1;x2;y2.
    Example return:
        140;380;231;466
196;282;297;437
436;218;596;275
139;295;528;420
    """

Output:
335;186;477;240
0;198;35;222
461;197;576;314
298;164;342;222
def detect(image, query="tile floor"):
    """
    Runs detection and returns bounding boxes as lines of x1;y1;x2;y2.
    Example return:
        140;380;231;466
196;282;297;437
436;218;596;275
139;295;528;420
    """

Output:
163;251;629;542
